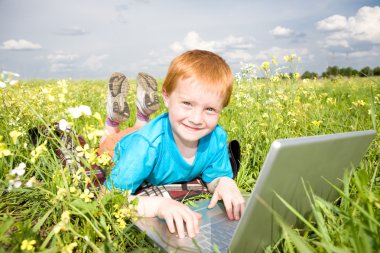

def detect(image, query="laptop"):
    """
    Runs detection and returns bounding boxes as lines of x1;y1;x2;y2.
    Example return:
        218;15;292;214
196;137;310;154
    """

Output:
134;130;376;252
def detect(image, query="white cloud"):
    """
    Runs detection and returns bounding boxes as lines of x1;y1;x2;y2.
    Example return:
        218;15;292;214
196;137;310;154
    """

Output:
270;26;293;37
46;51;79;73
316;15;348;31
170;31;254;53
57;26;87;36
1;39;41;50
316;6;380;48
47;52;79;62
82;54;109;71
169;31;254;63
329;47;380;58
225;50;253;62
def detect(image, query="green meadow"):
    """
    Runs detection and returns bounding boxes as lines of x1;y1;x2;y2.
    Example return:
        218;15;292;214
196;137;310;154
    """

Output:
1;58;380;252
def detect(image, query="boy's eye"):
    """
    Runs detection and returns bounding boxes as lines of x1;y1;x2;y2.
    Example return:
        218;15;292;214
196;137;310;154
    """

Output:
182;101;191;106
206;107;215;112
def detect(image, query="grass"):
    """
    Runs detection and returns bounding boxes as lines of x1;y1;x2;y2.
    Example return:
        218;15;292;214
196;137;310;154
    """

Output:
0;63;379;252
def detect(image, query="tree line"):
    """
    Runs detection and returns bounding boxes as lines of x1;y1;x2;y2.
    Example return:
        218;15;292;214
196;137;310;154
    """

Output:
301;66;380;79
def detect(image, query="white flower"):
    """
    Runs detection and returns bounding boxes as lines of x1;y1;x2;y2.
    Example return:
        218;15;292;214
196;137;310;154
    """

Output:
67;105;92;118
0;81;6;88
10;163;26;176
25;176;36;187
78;105;92;116
8;179;22;190
9;80;18;85
59;119;69;131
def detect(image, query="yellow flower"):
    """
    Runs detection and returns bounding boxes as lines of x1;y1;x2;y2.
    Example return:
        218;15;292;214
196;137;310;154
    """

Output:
9;130;22;144
30;141;47;163
311;120;322;128
0;142;12;158
21;239;36;251
76;144;91;159
56;187;68;201
80;188;94;202
97;152;112;166
260;61;270;73
352;100;366;107
61;242;77;253
271;56;278;66
61;210;70;224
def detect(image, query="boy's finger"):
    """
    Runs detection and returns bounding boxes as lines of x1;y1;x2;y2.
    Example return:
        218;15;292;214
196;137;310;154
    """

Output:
174;215;186;239
165;215;176;233
207;192;219;209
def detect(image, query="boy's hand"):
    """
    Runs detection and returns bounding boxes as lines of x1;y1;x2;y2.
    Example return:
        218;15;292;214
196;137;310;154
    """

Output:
207;177;245;220
156;198;202;239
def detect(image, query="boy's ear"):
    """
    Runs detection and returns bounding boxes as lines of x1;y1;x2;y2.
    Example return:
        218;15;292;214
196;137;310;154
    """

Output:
162;89;169;107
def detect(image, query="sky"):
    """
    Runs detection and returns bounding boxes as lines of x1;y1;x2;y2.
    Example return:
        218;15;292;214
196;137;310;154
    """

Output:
0;0;379;80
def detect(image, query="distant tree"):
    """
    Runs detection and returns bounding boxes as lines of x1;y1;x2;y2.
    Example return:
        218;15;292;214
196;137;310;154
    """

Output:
340;67;353;77
373;66;380;76
325;66;340;77
301;71;318;79
359;66;373;77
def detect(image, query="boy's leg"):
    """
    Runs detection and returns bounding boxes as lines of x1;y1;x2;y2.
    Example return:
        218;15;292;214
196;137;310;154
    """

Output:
135;72;160;125
99;72;160;157
106;72;130;133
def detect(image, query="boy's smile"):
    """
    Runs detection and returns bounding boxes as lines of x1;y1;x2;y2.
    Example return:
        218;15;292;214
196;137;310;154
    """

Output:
163;77;224;150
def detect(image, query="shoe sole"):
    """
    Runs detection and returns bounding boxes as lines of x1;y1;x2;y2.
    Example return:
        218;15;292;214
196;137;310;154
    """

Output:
107;72;130;123
137;72;160;113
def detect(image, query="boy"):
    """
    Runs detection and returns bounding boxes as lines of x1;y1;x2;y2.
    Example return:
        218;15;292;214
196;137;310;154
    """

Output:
100;50;245;239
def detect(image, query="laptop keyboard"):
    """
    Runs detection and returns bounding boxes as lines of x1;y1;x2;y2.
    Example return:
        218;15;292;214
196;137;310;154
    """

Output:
195;219;238;252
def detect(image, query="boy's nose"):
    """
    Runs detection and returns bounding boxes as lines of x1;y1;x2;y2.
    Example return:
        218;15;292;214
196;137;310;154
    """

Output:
189;109;203;125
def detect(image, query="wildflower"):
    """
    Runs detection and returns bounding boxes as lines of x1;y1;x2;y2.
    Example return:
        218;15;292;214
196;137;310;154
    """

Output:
0;81;6;88
11;162;26;176
8;179;22;190
260;61;270;74
0;136;12;157
272;56;278;66
93;112;102;122
48;95;55;102
61;210;70;224
352;100;366;107
56;187;68;201
69;186;77;193
67;105;92;118
9;130;23;144
53;221;67;234
20;239;36;251
61;242;77;253
80;188;94;202
311;120;322;128
58;119;70;131
97;152;112;166
293;72;300;80
284;54;296;62
30;141;47;163
58;94;66;103
76;144;91;159
25;176;37;187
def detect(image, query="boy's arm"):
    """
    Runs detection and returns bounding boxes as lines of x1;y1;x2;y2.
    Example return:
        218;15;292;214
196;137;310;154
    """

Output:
206;177;245;220
129;195;202;239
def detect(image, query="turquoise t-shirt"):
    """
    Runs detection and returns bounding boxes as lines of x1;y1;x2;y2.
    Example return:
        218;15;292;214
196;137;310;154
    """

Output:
105;112;233;193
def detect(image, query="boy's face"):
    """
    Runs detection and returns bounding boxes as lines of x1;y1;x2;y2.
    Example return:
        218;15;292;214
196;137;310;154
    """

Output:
163;77;224;148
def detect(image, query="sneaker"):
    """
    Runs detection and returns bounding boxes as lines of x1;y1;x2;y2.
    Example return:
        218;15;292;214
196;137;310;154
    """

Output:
106;72;130;123
136;72;160;116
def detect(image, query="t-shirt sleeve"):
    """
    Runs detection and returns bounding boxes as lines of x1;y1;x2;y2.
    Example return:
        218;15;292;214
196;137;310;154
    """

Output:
104;134;156;193
201;139;233;183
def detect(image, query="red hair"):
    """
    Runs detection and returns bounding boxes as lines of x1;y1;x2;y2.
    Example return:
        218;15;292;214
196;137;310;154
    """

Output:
162;50;233;107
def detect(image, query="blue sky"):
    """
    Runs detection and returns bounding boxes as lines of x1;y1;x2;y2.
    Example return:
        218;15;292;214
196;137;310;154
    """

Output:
0;0;379;79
